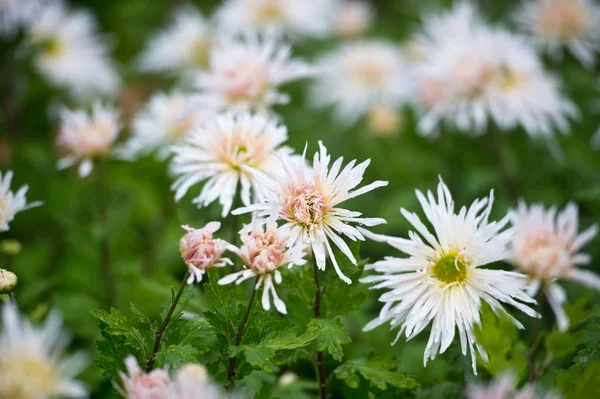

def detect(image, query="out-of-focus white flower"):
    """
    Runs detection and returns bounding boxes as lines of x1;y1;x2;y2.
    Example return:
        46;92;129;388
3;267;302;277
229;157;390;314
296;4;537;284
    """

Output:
170;112;293;217
0;269;17;294
360;178;539;374
0;170;42;232
278;371;299;386
137;6;213;74
215;0;334;39
25;1;119;98
0;0;42;36
117;92;213;161
117;356;222;399
509;201;599;332
219;218;307;314
193;35;312;113
0;303;87;399
367;103;402;137
411;3;577;138
515;0;600;69
332;0;373;39
467;373;561;399
309;41;410;125
179;222;233;284
56;102;121;178
233;141;387;284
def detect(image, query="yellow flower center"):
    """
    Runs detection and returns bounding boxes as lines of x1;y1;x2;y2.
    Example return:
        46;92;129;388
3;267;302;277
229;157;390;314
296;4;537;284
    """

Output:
255;0;284;23
192;38;211;69
433;252;468;284
0;355;60;399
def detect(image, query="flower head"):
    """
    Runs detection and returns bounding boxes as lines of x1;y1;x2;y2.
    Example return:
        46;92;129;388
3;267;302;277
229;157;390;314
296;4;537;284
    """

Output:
117;92;213;161
516;0;600;69
309;40;410;125
233;141;388;284
56;102;121;178
411;3;577;137
137;6;214;74
360;178;539;374
0;303;87;399
179;222;232;284
0;170;42;232
509;201;599;331
0;0;42;37
25;1;119;98
218;218;307;314
117;356;221;399
170;112;293;217
332;0;373;39
215;0;334;39
467;373;560;399
193;35;312;113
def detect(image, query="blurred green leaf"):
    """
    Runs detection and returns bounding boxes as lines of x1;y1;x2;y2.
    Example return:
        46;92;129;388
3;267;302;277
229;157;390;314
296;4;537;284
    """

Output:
334;356;419;391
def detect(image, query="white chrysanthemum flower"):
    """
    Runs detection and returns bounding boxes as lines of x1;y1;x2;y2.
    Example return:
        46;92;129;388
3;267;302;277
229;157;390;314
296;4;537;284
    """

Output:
170;112;293;217
509;201;599;332
56;102;121;178
331;0;373;39
0;0;42;36
25;0;119;98
0;304;87;399
219;218;307;314
215;0;334;39
0;170;42;232
117;356;222;399
137;6;213;74
233;141;388;284
117;92;213;161
360;178;539;374
412;3;578;138
179;222;233;284
515;0;600;69
467;373;561;399
309;41;410;125
193;35;312;113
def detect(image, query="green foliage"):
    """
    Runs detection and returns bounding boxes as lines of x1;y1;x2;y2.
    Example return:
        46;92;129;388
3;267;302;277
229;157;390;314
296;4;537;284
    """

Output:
304;318;352;362
475;305;527;376
574;306;600;368
556;360;600;399
334;356;419;391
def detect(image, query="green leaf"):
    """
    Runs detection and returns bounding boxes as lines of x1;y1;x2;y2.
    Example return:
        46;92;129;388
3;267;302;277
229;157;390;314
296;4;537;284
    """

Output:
322;241;367;318
94;327;136;378
304;318;351;362
334;356;419;391
574;306;600;368
556;360;600;399
415;382;463;399
545;329;586;359
156;344;199;368
475;304;527;376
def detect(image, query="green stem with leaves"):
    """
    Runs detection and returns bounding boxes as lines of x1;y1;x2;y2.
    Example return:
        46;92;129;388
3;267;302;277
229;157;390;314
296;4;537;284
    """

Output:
313;257;327;399
96;161;115;307
227;276;259;385
146;274;188;372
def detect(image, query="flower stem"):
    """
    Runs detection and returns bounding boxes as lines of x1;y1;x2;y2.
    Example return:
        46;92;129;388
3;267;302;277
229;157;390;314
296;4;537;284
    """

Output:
146;274;188;372
227;276;259;385
313;257;327;399
528;292;545;383
96;161;115;307
7;292;13;302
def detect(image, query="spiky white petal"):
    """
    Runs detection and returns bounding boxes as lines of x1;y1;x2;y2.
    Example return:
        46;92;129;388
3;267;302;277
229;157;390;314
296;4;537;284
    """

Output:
0;170;42;232
361;178;538;374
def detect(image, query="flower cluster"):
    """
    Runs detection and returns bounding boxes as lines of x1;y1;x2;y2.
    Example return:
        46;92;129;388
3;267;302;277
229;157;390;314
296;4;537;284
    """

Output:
117;355;221;399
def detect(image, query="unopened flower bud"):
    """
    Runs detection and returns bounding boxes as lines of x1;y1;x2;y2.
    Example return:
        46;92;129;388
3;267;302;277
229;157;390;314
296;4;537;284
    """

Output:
278;371;298;386
1;239;22;256
0;269;17;294
179;222;231;284
176;364;209;386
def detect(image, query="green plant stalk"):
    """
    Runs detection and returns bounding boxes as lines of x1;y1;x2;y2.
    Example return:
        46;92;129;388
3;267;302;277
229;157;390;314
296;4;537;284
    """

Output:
96;161;115;307
313;257;327;399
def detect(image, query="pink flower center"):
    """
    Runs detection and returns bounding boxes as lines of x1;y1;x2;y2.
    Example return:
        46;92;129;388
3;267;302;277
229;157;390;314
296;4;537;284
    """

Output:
538;0;590;39
516;235;571;278
280;183;330;227
246;231;286;273
223;62;269;105
180;230;225;270
212;127;270;170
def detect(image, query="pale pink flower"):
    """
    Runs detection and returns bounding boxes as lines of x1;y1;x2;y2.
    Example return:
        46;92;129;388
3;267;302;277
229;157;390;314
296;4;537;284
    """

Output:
467;373;560;399
179;222;233;284
509;201;599;331
332;0;373;39
218;219;307;314
56;102;121;178
117;356;172;399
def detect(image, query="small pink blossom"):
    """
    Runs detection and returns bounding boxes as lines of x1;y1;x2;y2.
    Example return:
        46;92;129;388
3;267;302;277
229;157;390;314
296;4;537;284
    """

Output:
179;222;232;284
118;356;172;399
